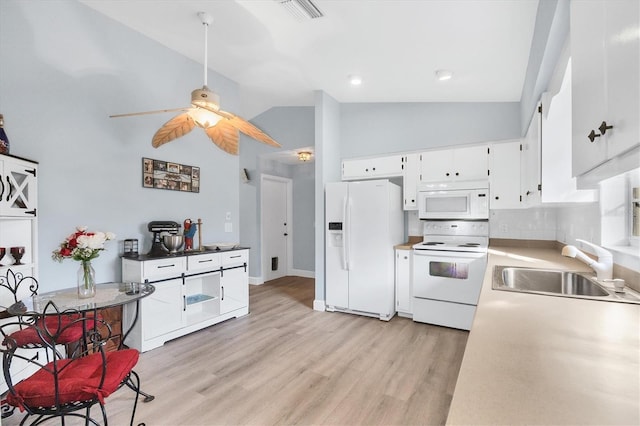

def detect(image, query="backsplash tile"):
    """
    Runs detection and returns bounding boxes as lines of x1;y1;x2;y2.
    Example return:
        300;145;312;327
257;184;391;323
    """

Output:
489;208;557;240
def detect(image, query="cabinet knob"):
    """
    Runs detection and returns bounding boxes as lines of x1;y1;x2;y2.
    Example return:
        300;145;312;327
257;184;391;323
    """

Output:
598;121;613;135
446;173;450;177
526;190;532;196
455;172;459;176
588;130;601;143
495;196;500;200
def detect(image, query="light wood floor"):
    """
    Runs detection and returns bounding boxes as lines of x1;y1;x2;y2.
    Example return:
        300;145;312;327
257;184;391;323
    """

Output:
3;276;469;425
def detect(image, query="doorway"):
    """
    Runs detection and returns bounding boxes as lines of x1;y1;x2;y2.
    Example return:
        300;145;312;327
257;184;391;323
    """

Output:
261;174;292;282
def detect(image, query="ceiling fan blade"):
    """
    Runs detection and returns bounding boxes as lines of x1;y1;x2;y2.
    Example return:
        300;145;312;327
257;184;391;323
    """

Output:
110;107;191;118
205;121;240;155
197;105;280;148
152;113;196;148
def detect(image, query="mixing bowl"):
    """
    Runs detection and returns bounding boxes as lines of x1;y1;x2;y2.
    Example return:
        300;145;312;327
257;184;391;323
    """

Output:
162;235;184;253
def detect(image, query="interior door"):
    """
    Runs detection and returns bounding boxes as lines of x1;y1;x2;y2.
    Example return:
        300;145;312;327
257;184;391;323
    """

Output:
262;176;290;282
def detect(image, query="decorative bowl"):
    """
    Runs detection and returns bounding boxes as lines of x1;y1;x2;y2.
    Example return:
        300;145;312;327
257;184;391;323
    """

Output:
162;235;184;253
204;242;239;251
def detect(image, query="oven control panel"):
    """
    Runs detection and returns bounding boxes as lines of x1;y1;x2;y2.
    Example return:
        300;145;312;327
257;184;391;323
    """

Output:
422;220;488;236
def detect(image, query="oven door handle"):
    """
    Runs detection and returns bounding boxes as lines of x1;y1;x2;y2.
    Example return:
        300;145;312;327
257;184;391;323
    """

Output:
343;195;350;270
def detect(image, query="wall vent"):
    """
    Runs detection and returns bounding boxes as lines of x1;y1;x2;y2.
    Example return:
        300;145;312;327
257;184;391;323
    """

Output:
275;0;324;20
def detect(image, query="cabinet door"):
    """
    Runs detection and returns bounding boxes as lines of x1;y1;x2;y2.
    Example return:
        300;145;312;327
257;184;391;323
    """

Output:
220;265;248;314
342;155;403;180
402;154;419;210
489;142;522;209
395;249;412;314
0;157;37;217
520;107;541;207
605;0;639;159
453;145;489;181
141;278;184;340
420;150;453;182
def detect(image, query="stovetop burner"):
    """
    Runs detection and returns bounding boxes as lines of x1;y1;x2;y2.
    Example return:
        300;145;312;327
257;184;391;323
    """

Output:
414;220;489;253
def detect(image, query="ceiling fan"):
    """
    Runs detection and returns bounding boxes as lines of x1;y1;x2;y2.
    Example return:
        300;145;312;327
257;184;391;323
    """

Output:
110;12;280;155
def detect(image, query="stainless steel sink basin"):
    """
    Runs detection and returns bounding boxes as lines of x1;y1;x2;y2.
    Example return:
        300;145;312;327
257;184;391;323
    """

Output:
492;266;640;304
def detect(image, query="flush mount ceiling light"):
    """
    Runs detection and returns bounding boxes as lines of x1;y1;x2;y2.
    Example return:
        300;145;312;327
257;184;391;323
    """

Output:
348;75;363;86
297;151;312;162
435;69;454;81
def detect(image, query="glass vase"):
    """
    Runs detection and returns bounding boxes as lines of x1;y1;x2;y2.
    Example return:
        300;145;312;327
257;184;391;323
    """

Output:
77;260;96;299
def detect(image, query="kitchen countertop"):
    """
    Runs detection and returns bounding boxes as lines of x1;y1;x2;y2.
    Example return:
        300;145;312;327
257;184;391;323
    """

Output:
446;245;640;425
122;246;248;261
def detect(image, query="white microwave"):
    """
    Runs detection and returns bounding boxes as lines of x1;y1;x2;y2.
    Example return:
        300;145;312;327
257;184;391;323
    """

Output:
417;181;489;220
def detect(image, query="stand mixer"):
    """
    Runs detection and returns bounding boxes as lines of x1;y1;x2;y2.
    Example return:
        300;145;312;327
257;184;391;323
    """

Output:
147;221;181;257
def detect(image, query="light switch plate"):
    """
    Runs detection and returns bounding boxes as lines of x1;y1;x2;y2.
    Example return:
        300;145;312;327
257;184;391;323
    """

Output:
225;222;232;232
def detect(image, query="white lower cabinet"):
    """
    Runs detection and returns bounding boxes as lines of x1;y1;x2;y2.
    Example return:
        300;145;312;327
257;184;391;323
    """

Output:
395;248;412;317
122;249;249;352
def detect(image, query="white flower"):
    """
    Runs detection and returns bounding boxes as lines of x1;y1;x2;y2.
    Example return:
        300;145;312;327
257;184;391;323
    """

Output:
76;225;88;232
77;232;107;250
105;232;116;240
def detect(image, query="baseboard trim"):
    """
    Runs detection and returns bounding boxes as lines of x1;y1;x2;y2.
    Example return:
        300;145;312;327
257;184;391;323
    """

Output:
290;269;315;278
313;299;325;311
249;276;264;285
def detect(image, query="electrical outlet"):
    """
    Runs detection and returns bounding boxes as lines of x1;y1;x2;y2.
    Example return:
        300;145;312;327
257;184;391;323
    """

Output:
225;222;232;232
500;224;508;233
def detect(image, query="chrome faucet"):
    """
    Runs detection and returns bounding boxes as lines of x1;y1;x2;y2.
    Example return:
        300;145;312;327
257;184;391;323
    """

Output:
561;239;613;280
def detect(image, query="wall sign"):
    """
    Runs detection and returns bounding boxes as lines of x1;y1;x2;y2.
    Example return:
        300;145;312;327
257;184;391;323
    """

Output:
142;157;200;193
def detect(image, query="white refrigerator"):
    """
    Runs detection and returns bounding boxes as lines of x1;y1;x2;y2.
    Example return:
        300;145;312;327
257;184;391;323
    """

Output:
325;180;403;321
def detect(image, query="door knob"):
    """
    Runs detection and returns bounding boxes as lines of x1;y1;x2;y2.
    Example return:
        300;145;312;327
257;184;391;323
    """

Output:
598;121;613;135
284;233;288;236
588;130;601;143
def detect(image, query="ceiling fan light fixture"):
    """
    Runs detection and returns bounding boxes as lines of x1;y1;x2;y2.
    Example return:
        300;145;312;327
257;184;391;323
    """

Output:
297;151;312;162
189;108;221;129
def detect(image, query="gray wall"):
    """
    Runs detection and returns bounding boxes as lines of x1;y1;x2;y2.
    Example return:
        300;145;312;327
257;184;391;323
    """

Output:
0;0;241;290
291;163;315;272
520;0;570;134
340;102;522;157
239;106;314;278
314;91;342;303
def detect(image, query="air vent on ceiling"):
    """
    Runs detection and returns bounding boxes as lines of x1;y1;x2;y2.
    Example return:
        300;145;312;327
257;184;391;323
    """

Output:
275;0;324;20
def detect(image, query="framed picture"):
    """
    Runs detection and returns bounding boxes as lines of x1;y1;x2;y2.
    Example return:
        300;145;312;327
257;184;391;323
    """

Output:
142;157;200;193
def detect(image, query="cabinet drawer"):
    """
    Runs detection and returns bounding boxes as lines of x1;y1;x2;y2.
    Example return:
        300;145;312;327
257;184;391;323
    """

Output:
142;257;186;280
187;252;221;272
221;250;247;267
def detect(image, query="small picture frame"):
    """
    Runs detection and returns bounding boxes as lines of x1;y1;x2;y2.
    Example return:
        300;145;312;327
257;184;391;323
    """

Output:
142;158;200;193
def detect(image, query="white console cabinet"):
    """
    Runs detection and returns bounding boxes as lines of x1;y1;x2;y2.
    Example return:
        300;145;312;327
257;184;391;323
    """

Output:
122;249;249;352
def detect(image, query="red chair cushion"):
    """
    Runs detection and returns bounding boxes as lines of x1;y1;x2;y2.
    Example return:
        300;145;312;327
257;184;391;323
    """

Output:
6;349;139;410
9;314;98;347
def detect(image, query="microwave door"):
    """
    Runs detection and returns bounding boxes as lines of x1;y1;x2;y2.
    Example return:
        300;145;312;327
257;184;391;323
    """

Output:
420;194;470;219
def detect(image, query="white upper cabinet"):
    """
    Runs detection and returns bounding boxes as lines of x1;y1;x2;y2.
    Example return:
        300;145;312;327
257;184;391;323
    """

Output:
520;105;541;207
342;154;403;180
571;0;639;177
401;153;419;210
489;141;522;209
420;145;488;183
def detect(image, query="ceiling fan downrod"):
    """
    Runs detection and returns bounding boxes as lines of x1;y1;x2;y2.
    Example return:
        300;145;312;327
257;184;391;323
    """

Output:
197;12;213;87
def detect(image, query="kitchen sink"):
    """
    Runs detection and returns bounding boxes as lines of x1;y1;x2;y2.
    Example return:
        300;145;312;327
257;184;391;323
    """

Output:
492;266;640;303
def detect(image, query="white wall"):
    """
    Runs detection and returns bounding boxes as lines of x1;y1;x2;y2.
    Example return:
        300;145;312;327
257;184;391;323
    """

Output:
0;0;241;290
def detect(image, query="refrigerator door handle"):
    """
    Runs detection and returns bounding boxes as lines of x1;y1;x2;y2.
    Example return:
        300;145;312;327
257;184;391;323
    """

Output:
343;195;350;270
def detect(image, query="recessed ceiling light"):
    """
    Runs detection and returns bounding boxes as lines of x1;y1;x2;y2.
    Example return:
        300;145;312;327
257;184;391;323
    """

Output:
435;69;454;81
348;75;362;86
